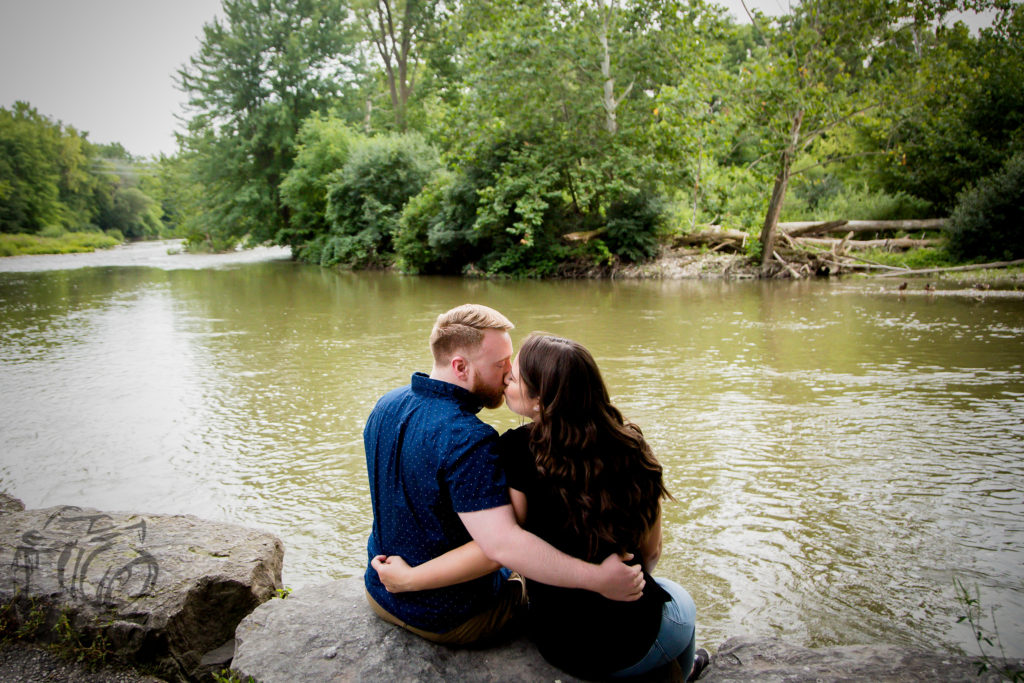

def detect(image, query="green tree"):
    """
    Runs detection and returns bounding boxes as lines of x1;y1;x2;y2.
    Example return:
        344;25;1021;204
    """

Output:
278;114;362;250
736;0;1010;270
946;151;1024;260
871;6;1024;212
177;0;361;250
0;103;64;233
101;187;163;239
304;131;439;267
424;0;717;274
0;102;109;234
354;0;447;132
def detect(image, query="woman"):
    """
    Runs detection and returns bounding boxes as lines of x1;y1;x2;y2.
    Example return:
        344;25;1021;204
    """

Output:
373;333;707;680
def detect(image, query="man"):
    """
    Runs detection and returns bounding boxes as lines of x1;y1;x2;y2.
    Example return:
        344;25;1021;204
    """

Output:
364;303;643;645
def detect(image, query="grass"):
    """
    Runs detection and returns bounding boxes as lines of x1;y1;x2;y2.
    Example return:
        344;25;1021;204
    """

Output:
955;578;1024;681
854;245;959;271
0;231;121;257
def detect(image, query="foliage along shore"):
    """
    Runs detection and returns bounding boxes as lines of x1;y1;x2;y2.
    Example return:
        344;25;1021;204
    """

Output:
4;1;1022;282
0;230;122;258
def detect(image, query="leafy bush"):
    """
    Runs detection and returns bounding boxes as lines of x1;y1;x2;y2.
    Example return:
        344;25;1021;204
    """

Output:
102;187;162;239
278;115;362;249
39;225;66;239
320;133;440;268
604;193;665;263
692;162;769;232
946;152;1024;260
395;171;481;274
783;181;933;222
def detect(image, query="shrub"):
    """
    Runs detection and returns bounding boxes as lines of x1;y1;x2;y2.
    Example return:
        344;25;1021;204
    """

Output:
394;171;479;275
784;181;933;222
604;192;665;263
694;162;769;232
278;115;361;250
946;152;1024;261
321;133;440;268
39;225;66;239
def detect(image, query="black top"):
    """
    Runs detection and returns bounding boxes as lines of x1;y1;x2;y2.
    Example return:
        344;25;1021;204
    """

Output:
496;426;669;678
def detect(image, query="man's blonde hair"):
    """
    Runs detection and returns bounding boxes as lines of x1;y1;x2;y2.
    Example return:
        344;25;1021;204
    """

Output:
430;304;514;365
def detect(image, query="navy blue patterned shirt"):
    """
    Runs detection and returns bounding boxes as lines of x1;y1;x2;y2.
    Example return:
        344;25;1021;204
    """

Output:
364;372;510;632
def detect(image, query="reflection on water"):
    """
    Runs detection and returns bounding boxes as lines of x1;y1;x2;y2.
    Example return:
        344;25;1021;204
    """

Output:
1;243;1022;656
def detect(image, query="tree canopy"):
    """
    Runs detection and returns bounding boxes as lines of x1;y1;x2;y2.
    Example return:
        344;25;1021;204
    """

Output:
11;0;1019;271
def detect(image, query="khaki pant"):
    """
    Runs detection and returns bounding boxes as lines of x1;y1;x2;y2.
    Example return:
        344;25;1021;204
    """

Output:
365;575;526;646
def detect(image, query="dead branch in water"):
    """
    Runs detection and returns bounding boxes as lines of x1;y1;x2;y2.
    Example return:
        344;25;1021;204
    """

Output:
874;258;1024;277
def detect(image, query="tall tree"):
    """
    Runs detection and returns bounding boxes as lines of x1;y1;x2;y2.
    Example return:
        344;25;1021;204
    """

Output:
740;0;1009;270
0;103;108;234
355;0;445;132
177;0;360;248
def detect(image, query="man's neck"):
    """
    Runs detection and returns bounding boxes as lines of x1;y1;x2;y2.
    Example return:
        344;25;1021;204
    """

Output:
429;366;469;392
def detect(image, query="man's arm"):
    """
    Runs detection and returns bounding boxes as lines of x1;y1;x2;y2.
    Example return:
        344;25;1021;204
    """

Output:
371;542;499;592
373;487;529;593
458;504;644;601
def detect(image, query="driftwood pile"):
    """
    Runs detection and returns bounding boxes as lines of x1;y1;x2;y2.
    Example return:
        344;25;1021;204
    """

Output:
675;219;947;278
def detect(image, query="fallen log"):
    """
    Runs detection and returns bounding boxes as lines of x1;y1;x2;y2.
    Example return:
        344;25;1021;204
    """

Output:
875;258;1024;277
562;227;607;242
673;228;749;249
780;219;947;237
797;236;941;251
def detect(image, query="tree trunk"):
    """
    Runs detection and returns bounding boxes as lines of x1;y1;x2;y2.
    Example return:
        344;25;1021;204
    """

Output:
759;109;804;270
366;0;417;132
597;0;632;136
797;236;941;250
875;258;1024;277
780;218;947;237
674;228;749;248
599;0;617;134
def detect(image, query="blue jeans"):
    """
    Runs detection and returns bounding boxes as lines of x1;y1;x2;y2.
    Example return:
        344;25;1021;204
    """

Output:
610;578;697;678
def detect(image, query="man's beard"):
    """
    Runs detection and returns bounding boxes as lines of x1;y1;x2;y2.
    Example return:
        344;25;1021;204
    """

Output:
471;376;506;410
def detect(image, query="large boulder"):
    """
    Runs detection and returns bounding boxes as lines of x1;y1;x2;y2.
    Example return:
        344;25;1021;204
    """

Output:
233;578;1022;683
703;635;1020;682
233;576;660;682
0;504;283;681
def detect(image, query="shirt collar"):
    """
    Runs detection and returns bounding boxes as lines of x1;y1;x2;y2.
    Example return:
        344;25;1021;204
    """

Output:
411;372;484;414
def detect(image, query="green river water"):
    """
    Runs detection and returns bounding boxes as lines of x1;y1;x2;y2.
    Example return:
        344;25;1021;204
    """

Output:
1;240;1021;656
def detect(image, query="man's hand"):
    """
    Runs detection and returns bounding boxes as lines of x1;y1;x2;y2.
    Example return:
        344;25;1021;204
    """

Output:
594;553;645;602
370;554;416;593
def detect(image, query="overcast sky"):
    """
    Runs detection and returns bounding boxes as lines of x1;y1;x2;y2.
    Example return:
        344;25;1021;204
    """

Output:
0;0;984;159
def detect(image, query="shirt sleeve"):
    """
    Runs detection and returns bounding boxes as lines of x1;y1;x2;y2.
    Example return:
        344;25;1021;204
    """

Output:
446;427;510;513
496;426;535;493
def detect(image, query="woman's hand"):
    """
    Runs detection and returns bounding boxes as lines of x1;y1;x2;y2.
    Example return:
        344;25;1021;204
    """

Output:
371;554;417;593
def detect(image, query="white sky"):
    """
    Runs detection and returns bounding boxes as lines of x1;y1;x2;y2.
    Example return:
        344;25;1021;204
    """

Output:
0;0;992;159
0;0;223;158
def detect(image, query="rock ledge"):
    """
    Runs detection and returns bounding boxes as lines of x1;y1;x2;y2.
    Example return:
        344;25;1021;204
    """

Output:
234;577;1022;682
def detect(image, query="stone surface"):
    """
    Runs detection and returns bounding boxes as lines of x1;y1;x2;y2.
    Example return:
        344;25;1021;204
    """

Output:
0;641;164;683
0;505;284;681
0;493;25;514
702;635;1021;682
233;576;654;683
234;578;1022;683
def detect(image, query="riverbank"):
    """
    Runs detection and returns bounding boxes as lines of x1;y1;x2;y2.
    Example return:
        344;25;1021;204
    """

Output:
4;236;1022;292
0;231;121;257
608;244;1024;292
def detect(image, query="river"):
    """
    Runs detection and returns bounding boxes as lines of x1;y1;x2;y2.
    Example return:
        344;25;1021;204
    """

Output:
1;240;1022;657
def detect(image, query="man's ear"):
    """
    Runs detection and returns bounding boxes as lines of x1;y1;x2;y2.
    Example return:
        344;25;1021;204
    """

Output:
451;355;469;380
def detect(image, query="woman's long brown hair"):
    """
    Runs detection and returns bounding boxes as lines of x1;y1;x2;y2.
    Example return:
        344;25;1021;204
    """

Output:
518;333;670;561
